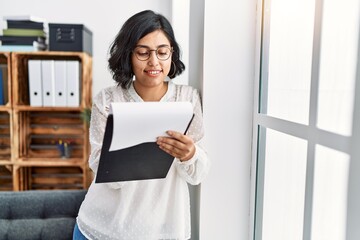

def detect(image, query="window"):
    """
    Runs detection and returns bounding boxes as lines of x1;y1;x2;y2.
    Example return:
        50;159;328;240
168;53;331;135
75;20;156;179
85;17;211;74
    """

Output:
251;0;360;239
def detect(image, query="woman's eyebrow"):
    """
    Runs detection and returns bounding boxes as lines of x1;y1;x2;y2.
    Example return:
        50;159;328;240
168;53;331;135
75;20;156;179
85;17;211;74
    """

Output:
135;44;170;48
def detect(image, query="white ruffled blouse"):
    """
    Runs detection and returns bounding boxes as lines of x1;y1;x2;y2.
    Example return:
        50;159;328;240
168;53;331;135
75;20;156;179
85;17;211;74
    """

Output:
76;81;210;240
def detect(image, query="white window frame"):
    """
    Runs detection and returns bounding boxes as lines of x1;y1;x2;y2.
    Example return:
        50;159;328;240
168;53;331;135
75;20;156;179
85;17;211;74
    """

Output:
249;0;360;239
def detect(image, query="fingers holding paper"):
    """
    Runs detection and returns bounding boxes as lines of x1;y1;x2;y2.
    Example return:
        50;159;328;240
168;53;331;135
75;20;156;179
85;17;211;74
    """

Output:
157;131;195;162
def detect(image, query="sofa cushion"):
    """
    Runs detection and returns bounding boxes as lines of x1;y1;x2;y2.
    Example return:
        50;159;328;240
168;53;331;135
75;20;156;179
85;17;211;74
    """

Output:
0;190;86;240
0;218;76;240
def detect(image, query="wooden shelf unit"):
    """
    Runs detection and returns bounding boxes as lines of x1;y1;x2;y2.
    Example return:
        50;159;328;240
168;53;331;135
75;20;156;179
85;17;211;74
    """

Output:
0;51;93;191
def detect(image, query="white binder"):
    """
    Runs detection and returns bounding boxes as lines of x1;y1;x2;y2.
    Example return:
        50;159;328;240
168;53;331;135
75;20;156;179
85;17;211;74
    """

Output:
41;60;55;106
66;61;80;107
54;61;67;106
28;60;43;106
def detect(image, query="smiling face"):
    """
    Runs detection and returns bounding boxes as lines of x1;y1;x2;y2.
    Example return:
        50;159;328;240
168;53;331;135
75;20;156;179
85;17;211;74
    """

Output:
131;30;172;91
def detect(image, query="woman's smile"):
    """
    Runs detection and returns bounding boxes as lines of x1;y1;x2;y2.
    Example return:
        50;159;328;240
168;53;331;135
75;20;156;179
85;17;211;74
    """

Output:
145;69;163;77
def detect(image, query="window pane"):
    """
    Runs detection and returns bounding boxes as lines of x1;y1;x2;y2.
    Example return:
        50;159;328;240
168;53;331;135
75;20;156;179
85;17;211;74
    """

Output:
316;0;360;136
260;128;308;240
311;145;350;240
260;0;315;124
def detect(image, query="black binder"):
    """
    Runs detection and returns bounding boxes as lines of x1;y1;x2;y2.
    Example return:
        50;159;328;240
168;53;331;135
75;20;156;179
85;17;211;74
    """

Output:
95;114;194;183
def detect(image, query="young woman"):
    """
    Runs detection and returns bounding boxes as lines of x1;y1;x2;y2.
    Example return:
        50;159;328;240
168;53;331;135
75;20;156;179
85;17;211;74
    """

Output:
73;10;210;240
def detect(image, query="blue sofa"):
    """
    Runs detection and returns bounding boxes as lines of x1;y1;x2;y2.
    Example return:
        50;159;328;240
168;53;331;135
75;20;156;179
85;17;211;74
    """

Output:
0;190;86;240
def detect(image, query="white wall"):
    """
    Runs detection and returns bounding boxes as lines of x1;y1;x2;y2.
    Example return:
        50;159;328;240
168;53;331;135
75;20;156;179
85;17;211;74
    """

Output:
346;10;360;239
201;0;257;239
0;0;172;95
171;0;190;86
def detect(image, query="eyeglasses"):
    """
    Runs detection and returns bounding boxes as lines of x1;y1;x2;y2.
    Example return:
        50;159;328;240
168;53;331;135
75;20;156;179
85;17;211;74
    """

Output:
133;46;173;61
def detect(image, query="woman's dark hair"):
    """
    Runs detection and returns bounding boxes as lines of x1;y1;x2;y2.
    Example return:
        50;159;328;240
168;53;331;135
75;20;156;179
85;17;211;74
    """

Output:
108;10;186;89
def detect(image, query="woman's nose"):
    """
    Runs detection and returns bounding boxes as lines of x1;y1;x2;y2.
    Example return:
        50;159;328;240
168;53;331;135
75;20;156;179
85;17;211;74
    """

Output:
148;51;159;65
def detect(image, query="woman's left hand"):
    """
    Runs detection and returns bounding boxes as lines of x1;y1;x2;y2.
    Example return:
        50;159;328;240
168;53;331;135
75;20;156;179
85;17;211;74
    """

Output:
156;130;195;161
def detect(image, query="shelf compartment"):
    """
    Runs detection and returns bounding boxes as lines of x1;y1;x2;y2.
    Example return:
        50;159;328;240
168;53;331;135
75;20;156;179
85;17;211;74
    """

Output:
11;51;92;108
0;112;11;159
0;165;13;191
0;52;11;107
17;111;88;160
24;166;85;190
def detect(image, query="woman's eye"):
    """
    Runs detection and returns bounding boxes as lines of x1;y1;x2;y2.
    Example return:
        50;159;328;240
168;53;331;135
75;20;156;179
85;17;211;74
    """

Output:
137;52;149;56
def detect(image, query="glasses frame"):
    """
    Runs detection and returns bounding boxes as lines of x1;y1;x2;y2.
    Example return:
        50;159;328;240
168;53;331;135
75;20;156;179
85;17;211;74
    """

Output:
132;46;173;61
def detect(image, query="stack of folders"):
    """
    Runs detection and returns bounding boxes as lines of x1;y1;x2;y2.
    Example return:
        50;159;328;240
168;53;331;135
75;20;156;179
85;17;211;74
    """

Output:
28;60;81;107
0;15;47;52
0;64;8;105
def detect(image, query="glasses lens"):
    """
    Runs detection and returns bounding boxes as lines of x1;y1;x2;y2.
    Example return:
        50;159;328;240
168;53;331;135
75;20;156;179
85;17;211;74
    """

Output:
134;47;150;61
156;47;171;60
134;46;172;61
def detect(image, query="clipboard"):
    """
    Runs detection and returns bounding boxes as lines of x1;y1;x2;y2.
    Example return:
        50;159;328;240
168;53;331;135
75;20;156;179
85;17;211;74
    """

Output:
95;103;194;183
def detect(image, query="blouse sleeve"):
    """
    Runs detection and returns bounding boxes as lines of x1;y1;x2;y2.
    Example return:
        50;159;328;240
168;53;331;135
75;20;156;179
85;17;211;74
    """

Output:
174;89;211;185
88;100;106;173
88;89;125;189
